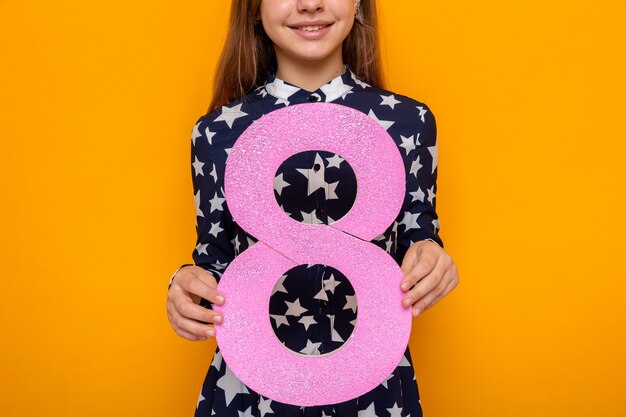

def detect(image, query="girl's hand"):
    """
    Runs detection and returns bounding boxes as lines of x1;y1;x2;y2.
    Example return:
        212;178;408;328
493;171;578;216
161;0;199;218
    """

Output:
400;240;459;317
166;265;225;341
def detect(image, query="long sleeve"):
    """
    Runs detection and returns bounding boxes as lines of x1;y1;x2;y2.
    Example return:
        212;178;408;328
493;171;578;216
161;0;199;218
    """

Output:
189;115;236;282
396;103;444;261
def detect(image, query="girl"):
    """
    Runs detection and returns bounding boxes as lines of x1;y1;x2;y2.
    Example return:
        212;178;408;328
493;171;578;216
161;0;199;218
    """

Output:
166;0;460;416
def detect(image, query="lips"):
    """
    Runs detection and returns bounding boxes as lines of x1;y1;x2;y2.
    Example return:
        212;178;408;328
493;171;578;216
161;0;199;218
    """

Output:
296;24;330;31
288;21;334;31
288;21;334;39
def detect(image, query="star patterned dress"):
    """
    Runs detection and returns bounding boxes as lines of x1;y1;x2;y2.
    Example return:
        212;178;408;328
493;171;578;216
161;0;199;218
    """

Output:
186;66;443;417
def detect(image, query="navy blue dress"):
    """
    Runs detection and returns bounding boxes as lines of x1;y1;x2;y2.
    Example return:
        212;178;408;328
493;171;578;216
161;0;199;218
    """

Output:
187;66;443;417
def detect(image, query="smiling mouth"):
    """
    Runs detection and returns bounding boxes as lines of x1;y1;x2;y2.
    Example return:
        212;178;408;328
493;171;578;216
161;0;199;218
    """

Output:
289;23;333;32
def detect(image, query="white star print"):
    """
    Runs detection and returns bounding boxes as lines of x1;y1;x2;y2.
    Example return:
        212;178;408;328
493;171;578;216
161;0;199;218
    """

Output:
380;94;401;109
409;187;425;202
270;314;290;328
196;243;208;256
197;392;205;409
204;126;216;145
343;294;357;313
325;182;339;200
416;105;428;123
211;261;228;271
216;364;249;406
300;339;322;355
385;236;393;253
265;78;300;106
271;274;288;295
358;402;376;417
273;173;290;195
325;154;344;168
232;234;241;254
255;85;268;98
192;156;205;176
323;273;341;294
427;185;436;204
285;298;307;316
298;315;317;330
351;71;370;88
209;191;225;213
209;163;217;183
296;153;339;200
387;402;402;417
194;190;204;218
428;140;438;173
433;218;440;231
399;354;411;367
399;135;416;155
210;350;223;371
367;109;395;130
314;287;329;301
400;211;421;231
192;122;202;146
258;396;274;417
328;314;344;342
238;406;254;417
209;221;223;237
321;76;353;101
213;103;248;129
409;155;422;177
300;210;324;224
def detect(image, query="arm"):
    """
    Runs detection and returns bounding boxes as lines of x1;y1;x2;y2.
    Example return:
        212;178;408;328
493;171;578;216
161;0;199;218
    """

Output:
165;115;235;340
397;104;460;316
396;103;443;255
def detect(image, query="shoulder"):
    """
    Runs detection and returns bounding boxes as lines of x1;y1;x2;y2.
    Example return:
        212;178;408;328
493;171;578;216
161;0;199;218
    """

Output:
353;83;437;146
192;89;266;148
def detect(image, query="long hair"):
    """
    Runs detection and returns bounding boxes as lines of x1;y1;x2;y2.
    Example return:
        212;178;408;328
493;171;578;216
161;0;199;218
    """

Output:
208;0;386;112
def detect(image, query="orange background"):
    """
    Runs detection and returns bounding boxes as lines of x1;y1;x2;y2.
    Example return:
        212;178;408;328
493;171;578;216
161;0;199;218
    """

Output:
1;1;625;416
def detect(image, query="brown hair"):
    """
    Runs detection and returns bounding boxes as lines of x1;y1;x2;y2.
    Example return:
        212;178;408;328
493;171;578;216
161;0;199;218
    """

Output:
208;0;386;112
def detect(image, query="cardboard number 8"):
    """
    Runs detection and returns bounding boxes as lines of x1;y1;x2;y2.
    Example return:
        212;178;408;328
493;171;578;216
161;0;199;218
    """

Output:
215;103;410;406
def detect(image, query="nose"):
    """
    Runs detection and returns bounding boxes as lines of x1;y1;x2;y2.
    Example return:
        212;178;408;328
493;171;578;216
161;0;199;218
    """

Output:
297;0;324;13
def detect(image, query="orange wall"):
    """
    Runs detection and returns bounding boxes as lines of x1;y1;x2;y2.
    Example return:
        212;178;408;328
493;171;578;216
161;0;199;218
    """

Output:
1;1;625;416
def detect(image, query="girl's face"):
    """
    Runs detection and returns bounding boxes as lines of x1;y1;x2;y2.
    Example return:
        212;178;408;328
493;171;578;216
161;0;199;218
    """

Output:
260;0;360;68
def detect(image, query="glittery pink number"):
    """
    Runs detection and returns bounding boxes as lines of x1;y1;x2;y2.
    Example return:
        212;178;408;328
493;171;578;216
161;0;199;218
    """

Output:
214;103;411;406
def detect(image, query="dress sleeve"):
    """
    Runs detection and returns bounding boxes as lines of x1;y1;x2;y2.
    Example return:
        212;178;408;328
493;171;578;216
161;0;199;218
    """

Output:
188;115;236;283
396;103;444;260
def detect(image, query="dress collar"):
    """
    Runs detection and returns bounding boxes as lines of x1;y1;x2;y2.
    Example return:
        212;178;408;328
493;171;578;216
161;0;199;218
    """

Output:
260;65;369;104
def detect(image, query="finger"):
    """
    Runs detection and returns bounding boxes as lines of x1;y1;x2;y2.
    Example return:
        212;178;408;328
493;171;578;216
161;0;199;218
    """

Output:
400;244;419;276
176;327;209;342
400;249;439;292
194;267;218;288
194;270;225;305
178;299;223;325
410;272;449;316
421;271;459;313
166;298;210;341
171;309;216;338
402;254;446;308
167;303;207;341
399;239;436;273
181;274;225;306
